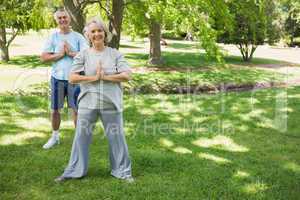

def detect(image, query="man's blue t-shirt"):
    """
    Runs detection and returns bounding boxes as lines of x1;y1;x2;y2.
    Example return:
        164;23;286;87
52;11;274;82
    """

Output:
43;30;89;80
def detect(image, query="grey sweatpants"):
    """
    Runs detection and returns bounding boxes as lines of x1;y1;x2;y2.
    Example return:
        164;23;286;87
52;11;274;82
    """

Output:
61;108;132;179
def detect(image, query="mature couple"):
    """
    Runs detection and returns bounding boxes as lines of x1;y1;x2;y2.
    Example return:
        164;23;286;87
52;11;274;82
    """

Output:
41;9;133;183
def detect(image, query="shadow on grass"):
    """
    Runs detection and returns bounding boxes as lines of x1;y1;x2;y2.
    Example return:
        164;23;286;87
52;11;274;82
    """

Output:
1;55;50;68
167;42;199;49
120;44;142;49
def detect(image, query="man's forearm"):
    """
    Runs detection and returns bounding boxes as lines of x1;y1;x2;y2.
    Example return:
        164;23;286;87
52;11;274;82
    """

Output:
41;53;64;62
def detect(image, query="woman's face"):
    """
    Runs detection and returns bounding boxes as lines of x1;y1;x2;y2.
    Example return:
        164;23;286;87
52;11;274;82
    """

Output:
88;23;105;46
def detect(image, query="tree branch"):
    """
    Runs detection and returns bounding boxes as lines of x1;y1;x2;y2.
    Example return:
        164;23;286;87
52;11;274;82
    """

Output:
7;28;19;47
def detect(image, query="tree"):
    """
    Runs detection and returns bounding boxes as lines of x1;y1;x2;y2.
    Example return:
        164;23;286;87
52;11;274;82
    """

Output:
0;0;46;62
63;0;86;33
124;0;165;65
280;0;300;46
265;0;282;44
219;0;273;62
124;0;232;65
62;0;125;49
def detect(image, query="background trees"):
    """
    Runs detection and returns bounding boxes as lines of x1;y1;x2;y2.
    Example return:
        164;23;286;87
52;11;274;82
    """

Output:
1;0;300;63
280;0;300;46
217;0;279;62
0;0;47;62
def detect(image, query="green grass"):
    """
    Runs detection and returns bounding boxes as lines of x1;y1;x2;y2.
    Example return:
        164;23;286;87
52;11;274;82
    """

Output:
0;55;51;68
125;52;288;68
0;86;300;199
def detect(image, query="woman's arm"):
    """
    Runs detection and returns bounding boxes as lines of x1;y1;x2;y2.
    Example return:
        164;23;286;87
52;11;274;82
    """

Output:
102;71;132;83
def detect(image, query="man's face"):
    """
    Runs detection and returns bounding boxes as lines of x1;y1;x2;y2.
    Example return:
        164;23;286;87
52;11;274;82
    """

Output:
55;11;70;29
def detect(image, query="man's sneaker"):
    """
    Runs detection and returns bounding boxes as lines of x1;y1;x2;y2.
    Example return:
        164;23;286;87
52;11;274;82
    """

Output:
42;136;59;149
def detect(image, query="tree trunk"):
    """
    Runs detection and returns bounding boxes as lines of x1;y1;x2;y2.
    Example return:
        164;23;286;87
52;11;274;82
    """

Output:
0;27;9;62
63;0;85;34
238;43;257;62
290;36;294;47
108;0;124;49
149;20;164;65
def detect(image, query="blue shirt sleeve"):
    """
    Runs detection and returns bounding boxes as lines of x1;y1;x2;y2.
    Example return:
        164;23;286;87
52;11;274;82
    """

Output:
77;34;89;51
42;34;54;53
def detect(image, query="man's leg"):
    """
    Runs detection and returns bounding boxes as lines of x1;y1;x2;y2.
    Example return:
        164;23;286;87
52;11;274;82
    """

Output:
71;108;78;127
52;109;61;130
43;77;65;149
68;83;80;127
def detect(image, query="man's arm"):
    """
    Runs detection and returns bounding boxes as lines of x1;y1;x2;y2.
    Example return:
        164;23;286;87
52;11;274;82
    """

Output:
40;51;65;62
64;41;79;58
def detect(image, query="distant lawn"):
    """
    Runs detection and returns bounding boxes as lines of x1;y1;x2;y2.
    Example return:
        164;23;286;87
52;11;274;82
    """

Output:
0;86;299;199
125;52;288;68
0;51;287;69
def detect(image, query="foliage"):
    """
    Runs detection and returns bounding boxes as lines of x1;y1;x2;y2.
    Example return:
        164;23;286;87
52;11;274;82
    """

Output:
219;0;270;61
280;0;300;46
0;0;49;61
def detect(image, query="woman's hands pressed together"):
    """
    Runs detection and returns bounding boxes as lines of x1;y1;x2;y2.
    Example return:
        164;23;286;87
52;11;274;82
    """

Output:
94;61;105;81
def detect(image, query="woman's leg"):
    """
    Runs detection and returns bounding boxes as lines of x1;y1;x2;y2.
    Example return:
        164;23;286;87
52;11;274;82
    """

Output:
100;109;132;179
62;108;98;178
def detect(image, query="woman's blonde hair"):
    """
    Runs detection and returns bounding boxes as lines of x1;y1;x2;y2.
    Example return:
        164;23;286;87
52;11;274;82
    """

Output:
83;17;112;46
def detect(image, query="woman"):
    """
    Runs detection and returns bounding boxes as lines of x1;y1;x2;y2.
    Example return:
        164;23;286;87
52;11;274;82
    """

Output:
55;18;133;183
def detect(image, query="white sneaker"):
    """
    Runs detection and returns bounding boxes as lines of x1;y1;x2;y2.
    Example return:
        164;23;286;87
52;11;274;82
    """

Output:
43;136;59;149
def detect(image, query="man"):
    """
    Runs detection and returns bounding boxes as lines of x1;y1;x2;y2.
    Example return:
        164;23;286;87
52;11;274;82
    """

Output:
41;8;88;149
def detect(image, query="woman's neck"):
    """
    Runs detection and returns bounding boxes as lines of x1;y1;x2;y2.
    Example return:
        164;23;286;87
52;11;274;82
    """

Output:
92;43;105;52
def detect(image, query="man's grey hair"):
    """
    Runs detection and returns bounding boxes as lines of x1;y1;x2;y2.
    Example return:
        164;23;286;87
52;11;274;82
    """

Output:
83;17;112;45
53;8;70;21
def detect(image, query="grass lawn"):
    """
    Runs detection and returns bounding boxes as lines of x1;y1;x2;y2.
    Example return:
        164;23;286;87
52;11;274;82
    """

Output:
0;86;299;199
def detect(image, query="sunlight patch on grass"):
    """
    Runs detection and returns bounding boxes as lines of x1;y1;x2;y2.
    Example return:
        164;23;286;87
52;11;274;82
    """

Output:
172;146;192;154
191;116;210;123
236;125;249;132
283;162;300;173
238;109;267;122
159;138;174;147
15;117;49;129
138;108;157;115
192;135;249;152
233;170;250;178
287;94;300;99
0;131;46;145
257;117;276;129
198;153;231;164
242;181;268;194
